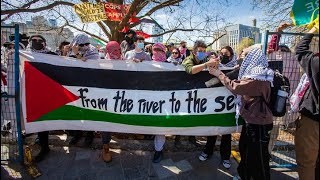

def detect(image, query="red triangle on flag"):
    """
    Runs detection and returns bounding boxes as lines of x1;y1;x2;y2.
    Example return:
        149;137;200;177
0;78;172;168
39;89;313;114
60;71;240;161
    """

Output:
25;61;79;122
136;31;151;39
129;17;140;23
119;26;130;33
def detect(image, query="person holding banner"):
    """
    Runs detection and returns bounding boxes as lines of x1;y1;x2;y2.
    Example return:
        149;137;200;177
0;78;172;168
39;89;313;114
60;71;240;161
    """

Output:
180;40;221;149
166;47;182;65
198;46;236;169
67;33;99;147
27;35;58;162
99;40;126;163
124;36;151;62
209;47;274;180
181;40;217;74
150;42;168;163
67;33;99;61
151;42;167;62
105;41;124;60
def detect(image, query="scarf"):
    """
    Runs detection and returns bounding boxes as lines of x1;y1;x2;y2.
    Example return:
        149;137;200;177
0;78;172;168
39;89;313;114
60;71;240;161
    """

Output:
152;43;166;62
81;44;99;59
71;33;90;46
26;45;50;54
167;56;182;63
235;48;274;130
219;54;238;68
105;41;122;60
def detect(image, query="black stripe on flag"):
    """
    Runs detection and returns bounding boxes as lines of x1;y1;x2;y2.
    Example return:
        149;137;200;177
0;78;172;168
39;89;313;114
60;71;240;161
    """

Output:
30;62;237;90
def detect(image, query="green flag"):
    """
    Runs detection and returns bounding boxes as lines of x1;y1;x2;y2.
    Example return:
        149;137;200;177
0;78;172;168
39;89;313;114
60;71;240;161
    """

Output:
290;0;319;26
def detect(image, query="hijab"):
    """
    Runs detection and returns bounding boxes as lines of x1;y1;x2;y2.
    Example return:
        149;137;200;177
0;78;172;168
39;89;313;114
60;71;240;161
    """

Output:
152;43;166;62
105;41;122;60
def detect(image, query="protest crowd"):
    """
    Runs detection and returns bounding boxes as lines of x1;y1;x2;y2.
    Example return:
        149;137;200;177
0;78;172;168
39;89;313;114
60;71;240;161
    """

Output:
1;18;319;180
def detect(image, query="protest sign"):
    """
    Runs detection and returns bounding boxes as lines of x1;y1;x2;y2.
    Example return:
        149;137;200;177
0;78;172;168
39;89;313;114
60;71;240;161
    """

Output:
20;51;242;135
74;2;107;23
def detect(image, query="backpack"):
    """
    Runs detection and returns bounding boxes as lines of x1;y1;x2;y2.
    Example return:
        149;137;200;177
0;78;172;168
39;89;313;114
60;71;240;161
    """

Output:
263;70;290;117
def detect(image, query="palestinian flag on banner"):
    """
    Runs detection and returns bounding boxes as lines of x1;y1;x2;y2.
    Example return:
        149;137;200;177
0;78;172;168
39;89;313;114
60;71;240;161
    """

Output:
20;51;243;135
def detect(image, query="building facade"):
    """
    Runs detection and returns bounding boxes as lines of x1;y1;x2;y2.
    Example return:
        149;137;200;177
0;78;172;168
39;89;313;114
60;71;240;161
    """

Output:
212;24;261;51
1;16;74;51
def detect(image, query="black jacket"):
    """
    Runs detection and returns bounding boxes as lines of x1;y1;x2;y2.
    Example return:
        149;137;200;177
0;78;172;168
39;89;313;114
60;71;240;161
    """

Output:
295;34;319;121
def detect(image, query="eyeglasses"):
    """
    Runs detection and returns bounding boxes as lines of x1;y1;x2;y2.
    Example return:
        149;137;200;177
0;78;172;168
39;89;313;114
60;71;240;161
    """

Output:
78;43;90;47
31;39;44;43
172;52;179;54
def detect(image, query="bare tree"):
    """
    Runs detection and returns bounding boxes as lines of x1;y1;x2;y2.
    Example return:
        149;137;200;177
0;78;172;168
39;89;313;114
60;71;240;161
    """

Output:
1;0;235;43
249;0;294;30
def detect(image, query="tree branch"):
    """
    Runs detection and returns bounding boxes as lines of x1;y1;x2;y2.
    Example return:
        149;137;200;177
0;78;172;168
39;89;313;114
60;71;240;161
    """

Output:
96;22;112;40
207;33;226;46
118;0;144;31
67;23;108;43
1;0;41;22
144;0;182;16
150;28;199;37
1;1;75;15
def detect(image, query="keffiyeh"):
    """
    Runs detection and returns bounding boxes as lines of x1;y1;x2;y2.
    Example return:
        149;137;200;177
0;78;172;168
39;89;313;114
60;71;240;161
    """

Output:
105;41;122;60
152;43;166;62
71;33;90;46
235;48;274;129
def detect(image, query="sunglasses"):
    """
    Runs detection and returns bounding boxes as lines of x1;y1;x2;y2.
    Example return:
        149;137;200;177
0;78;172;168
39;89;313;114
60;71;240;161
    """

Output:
172;52;179;54
78;43;90;47
32;39;44;43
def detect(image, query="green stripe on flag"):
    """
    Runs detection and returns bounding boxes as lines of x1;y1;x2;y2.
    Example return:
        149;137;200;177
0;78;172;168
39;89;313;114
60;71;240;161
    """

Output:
36;105;243;127
94;38;107;45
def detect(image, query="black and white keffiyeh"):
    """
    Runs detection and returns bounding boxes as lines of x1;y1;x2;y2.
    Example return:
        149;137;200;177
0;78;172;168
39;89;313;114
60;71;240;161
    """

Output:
234;48;274;130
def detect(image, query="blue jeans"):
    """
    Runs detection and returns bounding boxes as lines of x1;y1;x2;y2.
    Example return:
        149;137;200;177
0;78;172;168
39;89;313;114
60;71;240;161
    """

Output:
102;132;111;144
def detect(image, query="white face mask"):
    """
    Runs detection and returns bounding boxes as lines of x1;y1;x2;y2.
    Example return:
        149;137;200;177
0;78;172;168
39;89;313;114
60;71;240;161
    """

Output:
99;52;105;59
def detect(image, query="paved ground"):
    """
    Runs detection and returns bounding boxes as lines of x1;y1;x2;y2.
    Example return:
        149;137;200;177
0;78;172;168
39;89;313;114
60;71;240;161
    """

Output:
1;134;298;180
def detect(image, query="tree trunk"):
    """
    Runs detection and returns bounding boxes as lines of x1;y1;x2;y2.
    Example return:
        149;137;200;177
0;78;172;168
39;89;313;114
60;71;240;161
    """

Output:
112;30;124;43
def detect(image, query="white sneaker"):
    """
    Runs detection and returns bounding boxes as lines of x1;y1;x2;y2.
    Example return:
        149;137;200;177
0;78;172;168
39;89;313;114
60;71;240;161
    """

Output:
222;160;231;169
198;152;209;161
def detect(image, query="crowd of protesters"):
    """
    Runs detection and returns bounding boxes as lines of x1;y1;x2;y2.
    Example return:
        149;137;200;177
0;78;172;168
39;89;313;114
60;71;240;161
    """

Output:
1;22;318;180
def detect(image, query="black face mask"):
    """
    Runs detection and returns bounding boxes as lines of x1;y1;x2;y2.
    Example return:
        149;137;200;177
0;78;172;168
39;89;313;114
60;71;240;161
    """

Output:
182;45;186;48
32;42;44;50
220;55;230;64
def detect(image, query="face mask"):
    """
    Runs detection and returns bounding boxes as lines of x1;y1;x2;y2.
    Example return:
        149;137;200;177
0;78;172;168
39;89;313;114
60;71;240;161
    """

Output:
137;42;144;49
220;55;230;64
32;42;44;50
99;53;105;58
182;45;186;48
196;52;207;61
